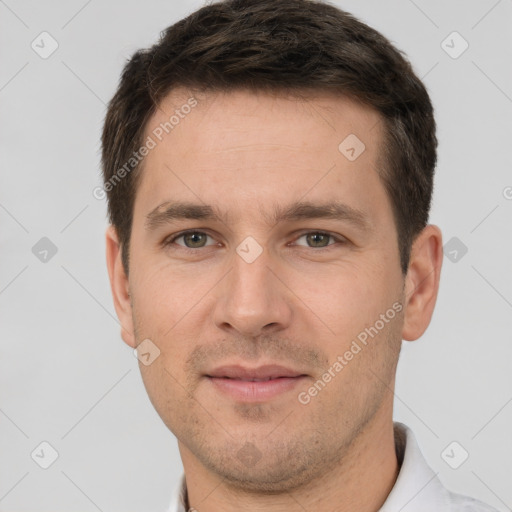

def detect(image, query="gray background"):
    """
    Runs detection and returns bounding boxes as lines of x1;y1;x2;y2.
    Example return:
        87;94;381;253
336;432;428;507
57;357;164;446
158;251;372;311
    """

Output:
1;0;511;511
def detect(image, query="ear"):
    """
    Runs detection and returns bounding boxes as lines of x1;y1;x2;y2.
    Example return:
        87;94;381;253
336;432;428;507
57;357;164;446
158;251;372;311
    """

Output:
105;225;136;348
402;224;443;341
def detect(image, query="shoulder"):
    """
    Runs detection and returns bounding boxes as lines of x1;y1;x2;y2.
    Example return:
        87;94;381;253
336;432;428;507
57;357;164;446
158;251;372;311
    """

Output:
447;490;501;512
389;423;500;512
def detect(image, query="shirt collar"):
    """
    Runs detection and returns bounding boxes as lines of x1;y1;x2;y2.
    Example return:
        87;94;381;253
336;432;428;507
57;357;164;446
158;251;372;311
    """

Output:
378;421;447;511
166;422;490;512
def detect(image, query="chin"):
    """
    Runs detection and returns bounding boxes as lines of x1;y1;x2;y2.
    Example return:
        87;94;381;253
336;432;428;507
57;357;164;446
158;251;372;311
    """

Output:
194;436;336;494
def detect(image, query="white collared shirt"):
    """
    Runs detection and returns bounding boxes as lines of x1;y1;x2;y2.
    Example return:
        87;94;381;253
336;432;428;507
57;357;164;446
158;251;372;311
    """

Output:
166;422;499;512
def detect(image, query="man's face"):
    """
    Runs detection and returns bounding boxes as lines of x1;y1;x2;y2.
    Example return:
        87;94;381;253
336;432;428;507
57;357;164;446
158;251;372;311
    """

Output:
124;89;407;490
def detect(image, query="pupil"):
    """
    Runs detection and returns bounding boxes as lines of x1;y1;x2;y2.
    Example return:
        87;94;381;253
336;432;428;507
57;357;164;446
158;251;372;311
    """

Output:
309;233;328;247
186;232;204;247
182;232;329;248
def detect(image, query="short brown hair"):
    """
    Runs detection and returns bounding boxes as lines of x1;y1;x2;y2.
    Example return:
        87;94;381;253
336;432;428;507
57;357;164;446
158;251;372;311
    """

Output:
101;0;437;276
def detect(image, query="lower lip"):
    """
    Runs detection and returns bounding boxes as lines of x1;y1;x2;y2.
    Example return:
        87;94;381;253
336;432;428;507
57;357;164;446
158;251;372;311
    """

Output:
207;376;307;402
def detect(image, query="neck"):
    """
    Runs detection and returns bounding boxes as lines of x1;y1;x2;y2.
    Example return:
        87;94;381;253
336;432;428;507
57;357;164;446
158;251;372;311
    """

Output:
178;406;399;512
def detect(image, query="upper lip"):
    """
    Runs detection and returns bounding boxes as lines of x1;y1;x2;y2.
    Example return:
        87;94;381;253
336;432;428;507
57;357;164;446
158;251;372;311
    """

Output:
206;364;307;381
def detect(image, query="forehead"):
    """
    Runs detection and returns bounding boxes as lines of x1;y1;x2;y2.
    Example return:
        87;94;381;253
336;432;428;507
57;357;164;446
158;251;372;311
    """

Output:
145;87;382;151
135;87;390;229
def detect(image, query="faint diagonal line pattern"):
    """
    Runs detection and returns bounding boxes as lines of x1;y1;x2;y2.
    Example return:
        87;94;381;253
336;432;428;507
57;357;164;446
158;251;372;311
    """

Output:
195;477;227;508
61;0;93;29
163;267;233;337
472;61;512;104
164;164;234;237
471;265;512;309
266;164;337;237
470;204;500;233
0;202;29;233
60;265;121;325
0;0;29;28
405;266;436;302
398;473;439;511
293;164;336;201
471;395;512;439
0;472;29;503
61;369;131;439
307;101;336;131
163;367;235;439
421;61;439;80
286;491;309;511
407;0;439;28
0;62;29;92
471;471;511;510
0;408;29;438
61;61;106;105
1;0;509;508
263;409;295;440
265;265;336;336
60;204;89;233
471;0;503;30
61;471;104;512
0;265;28;296
369;368;440;438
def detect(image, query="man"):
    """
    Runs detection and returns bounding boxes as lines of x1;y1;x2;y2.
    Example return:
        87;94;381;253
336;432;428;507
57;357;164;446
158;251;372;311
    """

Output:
101;1;499;511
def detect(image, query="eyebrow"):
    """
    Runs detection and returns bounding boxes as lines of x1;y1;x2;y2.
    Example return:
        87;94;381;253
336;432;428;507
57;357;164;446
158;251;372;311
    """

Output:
145;200;373;233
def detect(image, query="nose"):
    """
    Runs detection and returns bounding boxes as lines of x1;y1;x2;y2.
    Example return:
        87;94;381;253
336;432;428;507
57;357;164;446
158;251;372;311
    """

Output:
212;244;293;338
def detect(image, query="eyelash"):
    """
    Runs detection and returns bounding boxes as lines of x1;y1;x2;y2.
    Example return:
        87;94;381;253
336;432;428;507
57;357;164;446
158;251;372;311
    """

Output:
162;229;346;253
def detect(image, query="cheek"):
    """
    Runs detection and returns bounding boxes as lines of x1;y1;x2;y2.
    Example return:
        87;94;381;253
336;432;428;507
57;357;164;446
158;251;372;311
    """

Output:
130;278;195;390
138;354;195;436
131;261;202;327
307;263;384;324
307;262;402;366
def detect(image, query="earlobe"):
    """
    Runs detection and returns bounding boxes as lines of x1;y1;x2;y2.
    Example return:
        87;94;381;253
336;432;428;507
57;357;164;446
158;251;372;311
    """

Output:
401;224;443;342
105;225;136;348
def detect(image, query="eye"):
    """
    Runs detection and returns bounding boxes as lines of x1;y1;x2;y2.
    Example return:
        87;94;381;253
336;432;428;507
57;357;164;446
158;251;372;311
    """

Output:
164;230;216;250
162;229;346;253
293;231;345;249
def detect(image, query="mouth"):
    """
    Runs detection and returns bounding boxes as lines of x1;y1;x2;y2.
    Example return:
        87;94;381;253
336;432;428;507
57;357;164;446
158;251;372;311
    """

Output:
205;364;309;402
